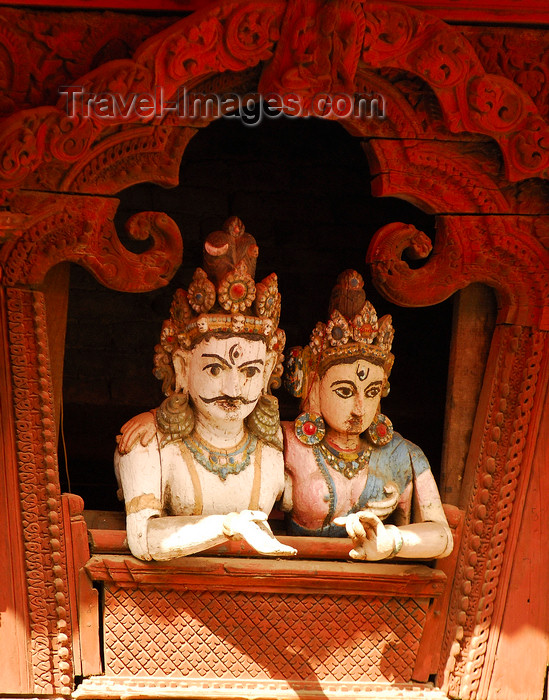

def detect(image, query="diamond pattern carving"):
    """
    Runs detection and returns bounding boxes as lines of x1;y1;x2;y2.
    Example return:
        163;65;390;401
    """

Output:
104;587;429;683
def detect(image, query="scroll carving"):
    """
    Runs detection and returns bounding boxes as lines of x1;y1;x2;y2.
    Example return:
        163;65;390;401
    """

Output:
367;216;549;328
6;288;73;693
0;193;183;291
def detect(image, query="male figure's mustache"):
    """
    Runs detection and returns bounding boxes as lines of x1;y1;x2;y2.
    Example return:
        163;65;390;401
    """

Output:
198;394;256;405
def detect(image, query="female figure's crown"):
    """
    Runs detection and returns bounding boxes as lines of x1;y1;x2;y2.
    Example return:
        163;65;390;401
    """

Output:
285;270;394;400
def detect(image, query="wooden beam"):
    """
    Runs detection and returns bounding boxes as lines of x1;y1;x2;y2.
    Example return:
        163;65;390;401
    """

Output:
441;284;496;505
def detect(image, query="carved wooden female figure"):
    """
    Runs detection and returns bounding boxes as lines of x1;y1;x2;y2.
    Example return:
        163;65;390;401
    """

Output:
281;270;453;560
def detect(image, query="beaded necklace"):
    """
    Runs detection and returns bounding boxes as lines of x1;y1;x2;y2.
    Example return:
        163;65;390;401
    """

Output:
311;444;338;529
183;431;258;481
317;439;372;480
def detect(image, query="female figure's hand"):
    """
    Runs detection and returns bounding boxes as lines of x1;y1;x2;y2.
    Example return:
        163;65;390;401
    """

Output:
334;509;401;561
116;411;157;454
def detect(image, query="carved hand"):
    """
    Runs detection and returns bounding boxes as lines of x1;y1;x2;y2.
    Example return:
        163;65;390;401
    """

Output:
223;510;297;557
116;410;157;454
334;509;397;561
365;481;399;519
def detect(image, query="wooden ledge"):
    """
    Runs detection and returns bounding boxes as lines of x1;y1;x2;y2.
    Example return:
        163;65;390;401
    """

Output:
86;504;463;562
85;553;446;597
89;527;401;560
73;676;449;700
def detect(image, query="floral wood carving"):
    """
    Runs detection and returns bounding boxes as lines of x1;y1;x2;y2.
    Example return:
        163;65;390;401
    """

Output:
367;216;549;328
0;8;175;119
6;288;73;693
259;0;549;182
441;324;546;699
463;27;549;121
0;192;182;291
366;216;548;699
1;0;549;193
0;0;285;192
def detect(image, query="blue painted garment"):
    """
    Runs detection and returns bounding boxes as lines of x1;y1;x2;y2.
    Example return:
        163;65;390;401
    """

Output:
287;432;430;537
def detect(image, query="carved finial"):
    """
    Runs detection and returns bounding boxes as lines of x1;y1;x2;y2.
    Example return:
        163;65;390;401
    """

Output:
203;216;259;286
328;270;366;320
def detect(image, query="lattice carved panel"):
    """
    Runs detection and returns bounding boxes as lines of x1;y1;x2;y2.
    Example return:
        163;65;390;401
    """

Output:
103;587;429;684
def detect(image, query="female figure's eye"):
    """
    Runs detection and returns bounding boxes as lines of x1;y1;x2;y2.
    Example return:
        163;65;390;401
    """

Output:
364;386;381;399
204;363;223;377
334;386;354;399
242;366;260;379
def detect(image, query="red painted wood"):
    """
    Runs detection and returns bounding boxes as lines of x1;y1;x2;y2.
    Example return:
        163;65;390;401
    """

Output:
483;363;549;700
0;289;32;693
85;554;447;597
4;0;549;25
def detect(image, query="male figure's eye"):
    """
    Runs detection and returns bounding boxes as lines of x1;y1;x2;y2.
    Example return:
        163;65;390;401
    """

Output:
242;366;260;379
334;386;354;399
204;363;223;377
365;386;381;399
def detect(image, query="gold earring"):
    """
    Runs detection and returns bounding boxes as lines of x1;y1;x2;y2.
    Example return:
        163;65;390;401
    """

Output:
367;412;393;447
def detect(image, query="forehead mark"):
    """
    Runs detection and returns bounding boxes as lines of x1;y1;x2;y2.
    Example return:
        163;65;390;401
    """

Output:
356;364;370;382
229;342;243;365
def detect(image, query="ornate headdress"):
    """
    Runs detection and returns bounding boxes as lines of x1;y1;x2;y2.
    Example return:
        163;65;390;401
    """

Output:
154;216;285;397
285;270;394;401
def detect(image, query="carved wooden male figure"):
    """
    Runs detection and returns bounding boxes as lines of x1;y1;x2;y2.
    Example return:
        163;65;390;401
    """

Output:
115;217;295;560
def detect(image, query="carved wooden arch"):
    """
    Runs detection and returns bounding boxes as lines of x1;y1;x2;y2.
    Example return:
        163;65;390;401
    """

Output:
0;0;548;199
0;2;548;700
3;0;549;287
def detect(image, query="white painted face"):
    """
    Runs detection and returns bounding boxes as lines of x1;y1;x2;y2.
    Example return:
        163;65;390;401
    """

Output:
187;336;268;426
318;359;385;436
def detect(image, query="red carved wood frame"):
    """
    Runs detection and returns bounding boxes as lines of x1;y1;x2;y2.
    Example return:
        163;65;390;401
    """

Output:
0;1;548;698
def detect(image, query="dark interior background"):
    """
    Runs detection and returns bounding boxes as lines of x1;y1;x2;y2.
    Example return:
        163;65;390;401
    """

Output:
60;114;452;511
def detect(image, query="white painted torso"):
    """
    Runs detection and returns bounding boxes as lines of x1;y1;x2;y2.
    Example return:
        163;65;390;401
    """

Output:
116;437;285;518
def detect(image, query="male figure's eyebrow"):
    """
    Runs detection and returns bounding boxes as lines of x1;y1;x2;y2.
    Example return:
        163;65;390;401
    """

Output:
239;359;264;368
330;379;356;389
201;353;230;367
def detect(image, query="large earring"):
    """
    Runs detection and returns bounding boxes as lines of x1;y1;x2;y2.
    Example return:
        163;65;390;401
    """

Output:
367;412;394;447
156;393;195;446
294;412;326;445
